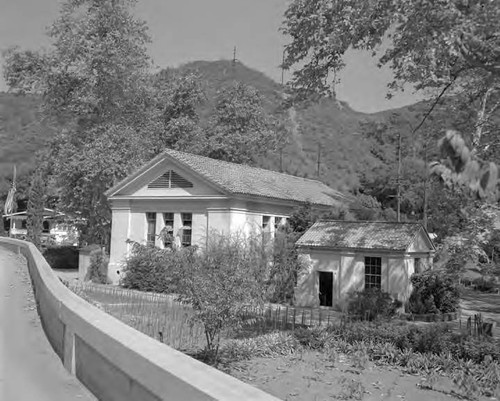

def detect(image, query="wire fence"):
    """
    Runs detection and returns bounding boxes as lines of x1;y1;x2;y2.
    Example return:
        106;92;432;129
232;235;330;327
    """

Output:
68;282;496;345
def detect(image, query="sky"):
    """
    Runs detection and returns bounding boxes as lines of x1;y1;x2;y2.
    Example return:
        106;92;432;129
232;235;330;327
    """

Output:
0;0;425;113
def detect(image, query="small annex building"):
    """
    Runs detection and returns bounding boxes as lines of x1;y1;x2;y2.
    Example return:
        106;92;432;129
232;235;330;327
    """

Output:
105;149;348;284
294;220;436;308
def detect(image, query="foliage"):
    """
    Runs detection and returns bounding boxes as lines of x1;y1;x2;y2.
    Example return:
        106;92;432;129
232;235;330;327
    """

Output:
221;331;299;362
42;245;79;269
26;171;45;250
120;241;184;293
432;130;499;200
347;289;402;321
287;201;353;234
268;228;302;304
175;232;270;365
282;0;500;100
472;277;498;293
2;0;160;245
408;270;460;314
203;81;278;164
86;249;110;284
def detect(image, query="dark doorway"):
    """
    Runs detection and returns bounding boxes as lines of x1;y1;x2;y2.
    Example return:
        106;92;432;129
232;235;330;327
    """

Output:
319;271;333;307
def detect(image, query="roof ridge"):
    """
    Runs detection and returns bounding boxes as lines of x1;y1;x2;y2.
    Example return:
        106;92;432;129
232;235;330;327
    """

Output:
164;148;335;186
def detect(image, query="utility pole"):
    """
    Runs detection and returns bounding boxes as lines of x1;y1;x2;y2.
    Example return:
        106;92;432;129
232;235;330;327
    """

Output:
397;132;402;222
232;46;237;68
281;49;285;86
422;132;430;230
317;143;321;177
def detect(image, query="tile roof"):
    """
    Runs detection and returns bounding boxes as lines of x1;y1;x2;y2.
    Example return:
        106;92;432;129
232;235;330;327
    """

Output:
107;148;348;206
296;220;429;251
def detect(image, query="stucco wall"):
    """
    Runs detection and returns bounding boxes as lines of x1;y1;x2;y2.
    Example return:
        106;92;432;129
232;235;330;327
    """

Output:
295;248;421;308
0;238;281;401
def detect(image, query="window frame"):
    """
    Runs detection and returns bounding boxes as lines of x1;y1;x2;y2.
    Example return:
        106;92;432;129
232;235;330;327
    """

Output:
364;256;382;290
162;212;174;248
181;212;192;247
146;212;157;246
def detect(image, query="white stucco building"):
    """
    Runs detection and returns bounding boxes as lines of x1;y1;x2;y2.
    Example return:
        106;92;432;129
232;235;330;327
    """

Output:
105;149;348;284
294;220;435;308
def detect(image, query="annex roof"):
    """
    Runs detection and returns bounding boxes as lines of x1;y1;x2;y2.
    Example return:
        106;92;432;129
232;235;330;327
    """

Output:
106;148;348;207
296;220;435;252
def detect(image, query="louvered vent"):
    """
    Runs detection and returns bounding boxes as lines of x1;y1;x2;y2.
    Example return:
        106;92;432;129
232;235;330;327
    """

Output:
148;170;193;189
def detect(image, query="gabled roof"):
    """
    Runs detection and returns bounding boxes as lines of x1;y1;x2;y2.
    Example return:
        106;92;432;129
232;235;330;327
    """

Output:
106;149;348;207
296;220;435;252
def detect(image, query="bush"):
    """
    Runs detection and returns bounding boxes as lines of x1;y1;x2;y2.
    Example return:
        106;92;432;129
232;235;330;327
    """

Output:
347;288;402;320
120;241;186;293
176;232;270;365
472;277;497;293
43;245;79;269
86;249;110;284
408;270;460;314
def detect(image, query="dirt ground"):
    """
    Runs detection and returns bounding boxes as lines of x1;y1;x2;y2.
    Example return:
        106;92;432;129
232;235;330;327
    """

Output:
228;350;491;401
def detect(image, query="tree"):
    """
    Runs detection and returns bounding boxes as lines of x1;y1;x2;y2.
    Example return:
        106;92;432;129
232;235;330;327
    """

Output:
3;0;159;245
282;1;499;100
281;0;500;208
203;81;278;164
26;171;46;250
152;69;206;154
176;232;269;365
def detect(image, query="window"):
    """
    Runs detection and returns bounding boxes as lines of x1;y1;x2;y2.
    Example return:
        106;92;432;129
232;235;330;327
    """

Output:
146;212;156;246
21;220;27;229
365;256;382;289
148;170;193;189
414;258;422;273
162;213;174;248
42;221;50;233
262;215;271;230
181;213;192;247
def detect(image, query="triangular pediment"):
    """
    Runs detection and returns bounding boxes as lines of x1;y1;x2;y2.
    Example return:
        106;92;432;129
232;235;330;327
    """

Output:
108;157;224;197
407;228;435;253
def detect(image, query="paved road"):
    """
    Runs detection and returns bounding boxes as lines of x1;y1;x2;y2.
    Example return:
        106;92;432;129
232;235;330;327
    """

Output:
0;248;96;401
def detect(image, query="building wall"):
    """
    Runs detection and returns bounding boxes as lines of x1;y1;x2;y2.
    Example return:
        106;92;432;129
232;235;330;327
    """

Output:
295;249;422;309
108;196;294;284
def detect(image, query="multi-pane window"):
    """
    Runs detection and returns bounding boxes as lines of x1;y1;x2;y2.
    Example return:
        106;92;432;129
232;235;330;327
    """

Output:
262;215;271;230
181;213;192;247
162;212;174;248
146;212;156;246
365;256;382;289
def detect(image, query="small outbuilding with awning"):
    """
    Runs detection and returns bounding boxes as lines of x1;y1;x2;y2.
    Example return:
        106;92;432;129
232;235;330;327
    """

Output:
294;220;436;309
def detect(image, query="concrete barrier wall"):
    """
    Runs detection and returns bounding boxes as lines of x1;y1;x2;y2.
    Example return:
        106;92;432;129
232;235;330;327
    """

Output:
0;238;281;401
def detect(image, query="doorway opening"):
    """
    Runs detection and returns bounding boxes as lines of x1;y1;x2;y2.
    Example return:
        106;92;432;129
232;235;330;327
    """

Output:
319;271;333;307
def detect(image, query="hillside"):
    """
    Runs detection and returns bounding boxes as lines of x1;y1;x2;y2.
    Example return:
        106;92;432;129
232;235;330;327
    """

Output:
0;60;435;202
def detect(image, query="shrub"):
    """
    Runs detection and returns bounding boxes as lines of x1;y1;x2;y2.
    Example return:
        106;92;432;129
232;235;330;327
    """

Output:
120;241;185;293
86;249;110;284
408;270;460;314
472;277;497;293
176;232;270;365
347;288;402;320
43;245;79;269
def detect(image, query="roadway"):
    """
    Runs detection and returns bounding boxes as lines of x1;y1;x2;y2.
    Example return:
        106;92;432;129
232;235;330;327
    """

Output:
0;247;96;401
